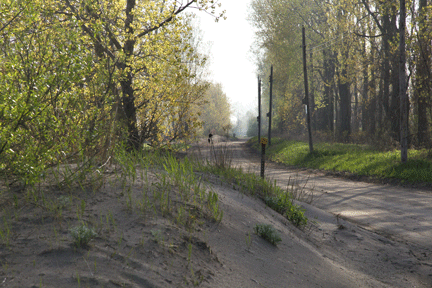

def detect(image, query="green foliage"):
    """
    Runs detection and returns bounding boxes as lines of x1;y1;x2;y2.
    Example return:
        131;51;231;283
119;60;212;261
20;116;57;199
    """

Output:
69;224;97;248
197;153;308;227
114;148;224;225
249;0;432;147
265;192;307;227
264;194;291;215
199;82;232;136
151;229;164;244
285;203;308;227
0;0;224;188
254;223;281;246
0;0;118;187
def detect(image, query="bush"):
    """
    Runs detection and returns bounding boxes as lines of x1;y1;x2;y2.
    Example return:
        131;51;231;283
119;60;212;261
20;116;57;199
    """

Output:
254;223;282;246
70;225;97;248
285;204;308;227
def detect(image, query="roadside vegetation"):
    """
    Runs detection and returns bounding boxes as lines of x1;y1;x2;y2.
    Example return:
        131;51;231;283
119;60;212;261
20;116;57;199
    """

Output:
254;223;282;246
0;1;311;285
0;145;227;286
248;137;432;184
193;142;308;228
0;139;309;286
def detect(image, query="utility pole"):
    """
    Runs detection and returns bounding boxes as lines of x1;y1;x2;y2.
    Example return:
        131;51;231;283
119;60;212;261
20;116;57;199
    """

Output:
258;76;261;145
267;65;273;146
302;26;314;153
399;0;408;163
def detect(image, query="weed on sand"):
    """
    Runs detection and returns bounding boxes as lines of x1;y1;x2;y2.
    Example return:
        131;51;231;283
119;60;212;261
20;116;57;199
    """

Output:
0;147;224;287
254;223;282;246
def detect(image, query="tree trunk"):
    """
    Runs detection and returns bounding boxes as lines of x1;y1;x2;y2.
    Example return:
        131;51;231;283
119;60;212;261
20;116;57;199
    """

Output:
121;0;140;150
338;66;351;141
120;70;140;150
390;5;401;141
321;49;335;132
361;37;370;134
400;0;408;162
416;0;430;147
353;79;359;133
369;65;377;135
382;16;391;121
310;51;315;130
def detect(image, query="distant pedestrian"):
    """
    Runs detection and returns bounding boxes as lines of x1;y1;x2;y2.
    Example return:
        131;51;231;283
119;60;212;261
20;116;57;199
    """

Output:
208;133;213;144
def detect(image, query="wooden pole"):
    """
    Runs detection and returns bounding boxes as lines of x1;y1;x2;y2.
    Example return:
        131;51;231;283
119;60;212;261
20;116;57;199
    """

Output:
302;26;314;153
268;65;273;146
258;77;261;145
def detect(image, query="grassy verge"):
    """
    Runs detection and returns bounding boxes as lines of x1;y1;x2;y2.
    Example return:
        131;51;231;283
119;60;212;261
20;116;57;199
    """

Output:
248;137;432;184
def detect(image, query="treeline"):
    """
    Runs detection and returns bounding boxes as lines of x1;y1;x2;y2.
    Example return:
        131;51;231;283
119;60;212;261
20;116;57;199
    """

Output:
249;0;431;147
0;0;224;186
199;83;232;136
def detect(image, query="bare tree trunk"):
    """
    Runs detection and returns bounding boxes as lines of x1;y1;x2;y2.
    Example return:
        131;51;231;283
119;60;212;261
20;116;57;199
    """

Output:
400;0;408;162
321;49;335;133
353;78;359;133
338;65;351;142
416;0;430;147
120;71;140;150
310;51;315;130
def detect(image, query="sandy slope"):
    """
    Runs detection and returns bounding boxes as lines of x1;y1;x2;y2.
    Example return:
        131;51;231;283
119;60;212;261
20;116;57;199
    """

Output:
201;181;390;288
0;137;430;287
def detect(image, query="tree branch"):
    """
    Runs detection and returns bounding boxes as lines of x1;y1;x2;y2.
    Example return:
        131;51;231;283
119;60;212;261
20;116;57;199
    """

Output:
353;31;383;38
136;1;195;39
361;0;384;33
63;0;118;61
0;4;26;33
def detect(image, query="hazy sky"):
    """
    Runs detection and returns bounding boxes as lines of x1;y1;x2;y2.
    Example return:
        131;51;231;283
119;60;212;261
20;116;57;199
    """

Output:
193;0;257;118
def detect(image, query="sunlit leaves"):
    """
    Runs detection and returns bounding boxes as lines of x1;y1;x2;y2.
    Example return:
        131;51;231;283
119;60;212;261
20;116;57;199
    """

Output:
0;0;113;185
198;83;231;136
1;0;222;186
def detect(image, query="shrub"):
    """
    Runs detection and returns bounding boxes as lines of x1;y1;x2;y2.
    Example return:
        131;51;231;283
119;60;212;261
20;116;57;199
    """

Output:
70;224;97;248
254;223;281;246
285;204;308;227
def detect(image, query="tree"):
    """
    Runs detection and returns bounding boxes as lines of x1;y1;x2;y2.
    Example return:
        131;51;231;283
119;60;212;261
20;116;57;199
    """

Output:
199;83;232;136
249;0;428;150
0;0;112;185
62;0;223;150
0;0;222;186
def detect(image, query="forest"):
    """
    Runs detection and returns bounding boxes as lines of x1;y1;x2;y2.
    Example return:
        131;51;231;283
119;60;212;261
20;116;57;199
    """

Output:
249;0;431;153
0;0;230;187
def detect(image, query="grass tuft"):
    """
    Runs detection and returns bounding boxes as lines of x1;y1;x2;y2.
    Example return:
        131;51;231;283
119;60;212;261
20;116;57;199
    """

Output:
195;142;308;228
70;224;97;248
254;223;281;246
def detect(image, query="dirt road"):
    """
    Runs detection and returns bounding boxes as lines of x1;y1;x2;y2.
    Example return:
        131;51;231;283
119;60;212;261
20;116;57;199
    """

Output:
196;137;432;287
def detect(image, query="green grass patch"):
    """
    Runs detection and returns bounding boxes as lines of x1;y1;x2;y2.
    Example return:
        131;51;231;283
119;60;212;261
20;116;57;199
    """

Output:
248;137;432;183
116;143;308;228
254;223;282;246
196;162;308;228
69;224;97;248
